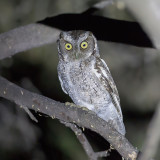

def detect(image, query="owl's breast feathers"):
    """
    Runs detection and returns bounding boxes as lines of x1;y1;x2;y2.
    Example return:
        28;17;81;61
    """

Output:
58;58;122;117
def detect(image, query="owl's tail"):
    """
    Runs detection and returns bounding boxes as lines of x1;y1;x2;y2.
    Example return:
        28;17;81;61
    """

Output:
96;104;126;135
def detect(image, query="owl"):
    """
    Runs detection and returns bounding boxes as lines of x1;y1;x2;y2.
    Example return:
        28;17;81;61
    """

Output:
57;30;125;135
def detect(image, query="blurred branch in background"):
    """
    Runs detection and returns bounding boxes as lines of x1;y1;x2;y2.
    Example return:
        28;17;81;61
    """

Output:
0;76;138;160
121;0;160;49
82;0;114;14
138;103;160;160
0;0;154;60
0;24;60;60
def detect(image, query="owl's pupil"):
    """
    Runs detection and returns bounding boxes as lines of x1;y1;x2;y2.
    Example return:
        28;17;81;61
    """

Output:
83;44;86;46
67;45;70;48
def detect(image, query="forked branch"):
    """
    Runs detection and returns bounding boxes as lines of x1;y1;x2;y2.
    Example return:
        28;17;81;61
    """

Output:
0;76;138;160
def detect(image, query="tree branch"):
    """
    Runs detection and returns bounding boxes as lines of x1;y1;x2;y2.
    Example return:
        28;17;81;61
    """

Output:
0;76;138;160
138;103;160;160
0;23;60;60
61;121;109;160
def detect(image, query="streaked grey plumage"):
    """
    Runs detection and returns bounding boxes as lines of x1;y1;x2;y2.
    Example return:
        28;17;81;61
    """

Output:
57;30;125;135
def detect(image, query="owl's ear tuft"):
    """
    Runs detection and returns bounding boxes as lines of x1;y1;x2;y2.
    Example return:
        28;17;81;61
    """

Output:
92;33;100;57
57;32;64;44
88;31;93;37
57;39;60;44
59;32;65;39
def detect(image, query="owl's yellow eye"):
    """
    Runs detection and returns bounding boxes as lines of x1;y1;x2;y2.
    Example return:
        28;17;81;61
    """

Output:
81;41;88;49
65;43;72;50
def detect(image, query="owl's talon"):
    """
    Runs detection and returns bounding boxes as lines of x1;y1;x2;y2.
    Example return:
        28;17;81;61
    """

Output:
65;102;76;107
82;107;89;111
110;144;115;150
65;102;82;108
65;102;72;106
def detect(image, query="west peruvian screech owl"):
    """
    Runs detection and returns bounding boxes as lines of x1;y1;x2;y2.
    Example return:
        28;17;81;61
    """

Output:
57;30;125;135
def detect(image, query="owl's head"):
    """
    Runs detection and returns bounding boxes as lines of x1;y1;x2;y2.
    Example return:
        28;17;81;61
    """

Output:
57;30;99;62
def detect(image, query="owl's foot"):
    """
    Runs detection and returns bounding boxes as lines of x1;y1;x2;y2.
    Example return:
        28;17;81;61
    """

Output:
65;102;76;107
109;144;115;151
65;102;82;108
65;102;90;111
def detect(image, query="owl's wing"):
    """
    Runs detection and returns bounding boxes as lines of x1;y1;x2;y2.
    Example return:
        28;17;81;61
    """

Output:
58;73;68;95
94;58;123;118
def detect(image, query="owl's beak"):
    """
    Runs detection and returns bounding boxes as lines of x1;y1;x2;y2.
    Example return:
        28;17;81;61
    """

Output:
75;52;79;59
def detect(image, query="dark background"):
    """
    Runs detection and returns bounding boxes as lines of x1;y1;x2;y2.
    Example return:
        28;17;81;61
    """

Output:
0;0;160;160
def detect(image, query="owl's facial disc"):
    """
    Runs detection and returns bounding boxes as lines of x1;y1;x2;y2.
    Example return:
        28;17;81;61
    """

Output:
58;30;99;62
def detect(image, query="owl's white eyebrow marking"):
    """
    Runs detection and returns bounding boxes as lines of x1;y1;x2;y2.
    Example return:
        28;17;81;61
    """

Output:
77;32;89;44
63;34;73;43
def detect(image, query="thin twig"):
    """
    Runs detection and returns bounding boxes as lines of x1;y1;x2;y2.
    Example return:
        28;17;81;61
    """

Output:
0;76;138;160
61;121;109;160
95;150;109;158
23;106;38;122
138;103;160;160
